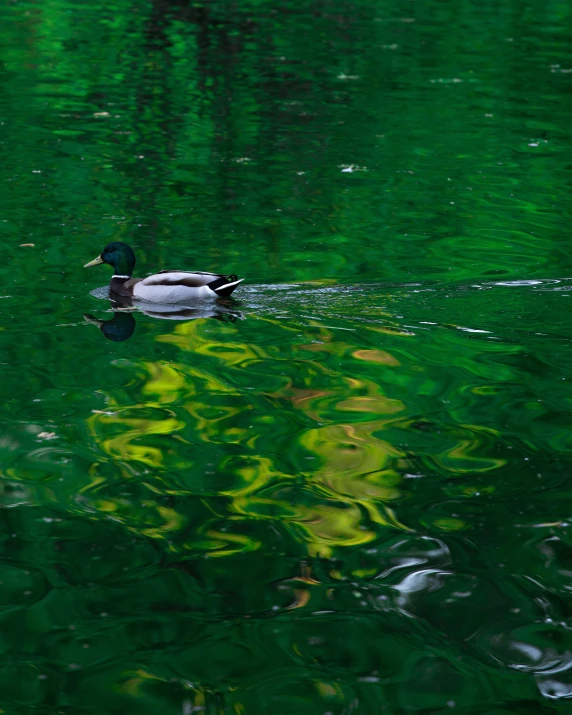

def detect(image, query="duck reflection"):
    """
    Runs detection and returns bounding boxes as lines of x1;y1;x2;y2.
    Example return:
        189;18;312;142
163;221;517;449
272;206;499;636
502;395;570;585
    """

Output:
84;295;243;342
84;310;137;342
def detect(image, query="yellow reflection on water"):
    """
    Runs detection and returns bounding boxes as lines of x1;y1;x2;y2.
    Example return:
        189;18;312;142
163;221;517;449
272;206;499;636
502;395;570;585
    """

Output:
80;321;507;558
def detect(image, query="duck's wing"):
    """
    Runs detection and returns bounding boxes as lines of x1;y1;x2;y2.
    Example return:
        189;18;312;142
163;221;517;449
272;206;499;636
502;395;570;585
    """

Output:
141;271;228;288
153;270;222;276
134;271;244;301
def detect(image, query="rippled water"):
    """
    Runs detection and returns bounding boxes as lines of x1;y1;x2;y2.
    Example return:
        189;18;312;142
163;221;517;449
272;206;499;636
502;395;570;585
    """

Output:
1;0;572;712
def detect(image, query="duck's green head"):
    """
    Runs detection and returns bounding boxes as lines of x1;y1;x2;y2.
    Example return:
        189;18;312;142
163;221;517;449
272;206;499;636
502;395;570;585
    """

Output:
84;242;135;277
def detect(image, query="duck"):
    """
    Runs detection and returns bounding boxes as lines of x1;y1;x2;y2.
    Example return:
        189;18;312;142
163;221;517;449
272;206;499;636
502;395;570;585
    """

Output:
84;241;244;302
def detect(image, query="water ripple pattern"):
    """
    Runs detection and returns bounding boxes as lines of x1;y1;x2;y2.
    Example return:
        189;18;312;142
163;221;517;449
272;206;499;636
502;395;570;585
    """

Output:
0;0;572;713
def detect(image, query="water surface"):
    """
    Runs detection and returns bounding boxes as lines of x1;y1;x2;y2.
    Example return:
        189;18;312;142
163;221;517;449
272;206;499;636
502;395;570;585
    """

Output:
1;0;572;712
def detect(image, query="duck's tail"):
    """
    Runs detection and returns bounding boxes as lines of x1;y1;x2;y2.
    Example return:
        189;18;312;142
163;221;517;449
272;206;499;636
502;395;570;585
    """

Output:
212;275;244;297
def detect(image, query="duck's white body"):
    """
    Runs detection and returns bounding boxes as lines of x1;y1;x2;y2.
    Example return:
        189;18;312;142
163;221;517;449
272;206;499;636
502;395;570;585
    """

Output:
125;271;243;303
133;277;217;302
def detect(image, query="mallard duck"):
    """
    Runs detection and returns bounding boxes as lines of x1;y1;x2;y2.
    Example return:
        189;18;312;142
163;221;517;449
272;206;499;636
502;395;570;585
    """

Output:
84;242;244;302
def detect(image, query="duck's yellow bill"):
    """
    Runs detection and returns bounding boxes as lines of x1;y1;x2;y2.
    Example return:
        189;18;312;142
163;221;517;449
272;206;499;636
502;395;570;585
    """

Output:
84;255;104;268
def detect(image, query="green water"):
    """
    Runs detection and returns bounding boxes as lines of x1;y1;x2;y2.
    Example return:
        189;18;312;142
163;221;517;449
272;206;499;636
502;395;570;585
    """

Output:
1;0;572;712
